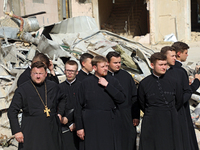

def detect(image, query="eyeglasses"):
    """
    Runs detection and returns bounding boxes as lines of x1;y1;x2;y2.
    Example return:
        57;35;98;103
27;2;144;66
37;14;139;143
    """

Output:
32;72;45;76
65;70;77;73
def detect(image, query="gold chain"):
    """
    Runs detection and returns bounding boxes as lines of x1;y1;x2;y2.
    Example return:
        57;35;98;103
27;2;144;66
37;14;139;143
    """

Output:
31;81;47;107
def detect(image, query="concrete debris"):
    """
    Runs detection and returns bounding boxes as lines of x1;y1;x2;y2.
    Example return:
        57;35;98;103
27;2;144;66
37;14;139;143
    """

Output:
0;15;200;148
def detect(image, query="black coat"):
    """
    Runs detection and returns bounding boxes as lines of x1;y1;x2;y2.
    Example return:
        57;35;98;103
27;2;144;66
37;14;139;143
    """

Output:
76;69;92;82
59;79;81;150
107;69;139;150
166;66;193;150
138;74;183;150
75;75;125;150
17;67;59;87
8;80;66;150
173;61;199;150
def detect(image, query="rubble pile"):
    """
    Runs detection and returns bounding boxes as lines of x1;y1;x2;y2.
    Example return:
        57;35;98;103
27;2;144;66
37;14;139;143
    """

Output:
1;14;200;148
191;32;200;42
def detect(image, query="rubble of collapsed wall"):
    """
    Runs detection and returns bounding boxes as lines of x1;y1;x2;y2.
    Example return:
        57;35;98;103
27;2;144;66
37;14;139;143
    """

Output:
1;14;200;148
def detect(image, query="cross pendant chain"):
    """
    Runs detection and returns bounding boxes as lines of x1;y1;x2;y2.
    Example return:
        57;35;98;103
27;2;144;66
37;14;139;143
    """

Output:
44;106;51;117
31;81;50;117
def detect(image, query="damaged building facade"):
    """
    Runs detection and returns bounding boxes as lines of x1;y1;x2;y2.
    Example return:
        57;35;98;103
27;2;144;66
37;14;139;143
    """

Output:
1;0;200;149
1;0;200;43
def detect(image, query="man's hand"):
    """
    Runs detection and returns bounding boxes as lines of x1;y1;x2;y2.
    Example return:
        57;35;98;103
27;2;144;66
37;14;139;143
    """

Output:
49;60;55;76
133;119;140;126
57;114;62;123
69;123;76;132
61;117;68;125
15;132;24;143
195;74;200;81
98;77;108;87
189;76;194;85
77;129;85;140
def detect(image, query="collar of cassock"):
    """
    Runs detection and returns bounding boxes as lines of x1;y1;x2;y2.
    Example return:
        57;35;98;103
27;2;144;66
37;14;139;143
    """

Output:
66;78;76;86
108;69;121;76
108;70;115;76
176;60;182;65
152;73;165;79
81;69;90;75
31;79;45;87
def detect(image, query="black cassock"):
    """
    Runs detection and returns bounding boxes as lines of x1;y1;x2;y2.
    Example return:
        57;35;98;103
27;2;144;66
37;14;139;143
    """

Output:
59;79;81;150
166;66;193;150
174;60;199;150
8;80;66;150
75;75;125;150
17;67;59;87
107;69;140;150
138;74;183;150
76;69;92;82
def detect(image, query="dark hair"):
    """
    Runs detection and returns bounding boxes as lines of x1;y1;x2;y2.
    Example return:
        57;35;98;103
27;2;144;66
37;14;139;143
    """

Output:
172;41;189;54
65;60;78;70
31;61;47;71
32;53;50;68
150;52;167;64
160;46;175;56
106;51;121;62
92;55;107;66
80;53;94;67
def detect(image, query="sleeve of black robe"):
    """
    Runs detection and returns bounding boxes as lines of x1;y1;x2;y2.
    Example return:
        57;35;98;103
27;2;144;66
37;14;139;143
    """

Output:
104;78;126;104
173;80;183;111
17;68;30;87
131;79;140;119
7;88;23;135
74;83;85;131
181;71;192;104
56;86;67;116
47;73;59;84
190;78;200;93
137;82;145;112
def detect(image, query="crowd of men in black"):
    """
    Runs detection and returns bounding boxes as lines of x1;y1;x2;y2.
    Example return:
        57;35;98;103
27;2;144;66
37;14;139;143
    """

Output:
7;41;200;150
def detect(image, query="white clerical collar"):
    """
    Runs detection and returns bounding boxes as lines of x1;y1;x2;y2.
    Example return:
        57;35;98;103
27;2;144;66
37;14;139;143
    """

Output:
81;69;90;75
153;73;160;79
66;78;76;86
108;70;115;76
176;60;182;64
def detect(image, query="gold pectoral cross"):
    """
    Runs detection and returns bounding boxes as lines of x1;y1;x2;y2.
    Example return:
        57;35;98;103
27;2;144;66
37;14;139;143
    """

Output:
44;106;51;117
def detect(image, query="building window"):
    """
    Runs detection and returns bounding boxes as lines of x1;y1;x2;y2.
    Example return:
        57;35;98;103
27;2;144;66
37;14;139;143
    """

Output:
33;0;44;3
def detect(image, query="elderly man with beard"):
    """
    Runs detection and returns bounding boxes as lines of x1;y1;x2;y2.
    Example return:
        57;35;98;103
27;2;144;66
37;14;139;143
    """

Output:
8;61;66;150
75;55;125;150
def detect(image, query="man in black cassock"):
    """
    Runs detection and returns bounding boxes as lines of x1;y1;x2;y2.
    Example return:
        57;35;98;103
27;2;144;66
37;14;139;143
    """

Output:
138;53;183;150
75;55;125;150
17;53;59;87
8;61;66;150
59;60;80;150
161;46;193;150
172;42;200;150
76;53;93;82
106;52;140;150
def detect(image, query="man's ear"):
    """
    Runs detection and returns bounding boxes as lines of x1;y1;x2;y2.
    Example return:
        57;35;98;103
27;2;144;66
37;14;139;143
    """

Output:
93;65;97;71
82;61;85;67
176;51;181;58
150;63;154;70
